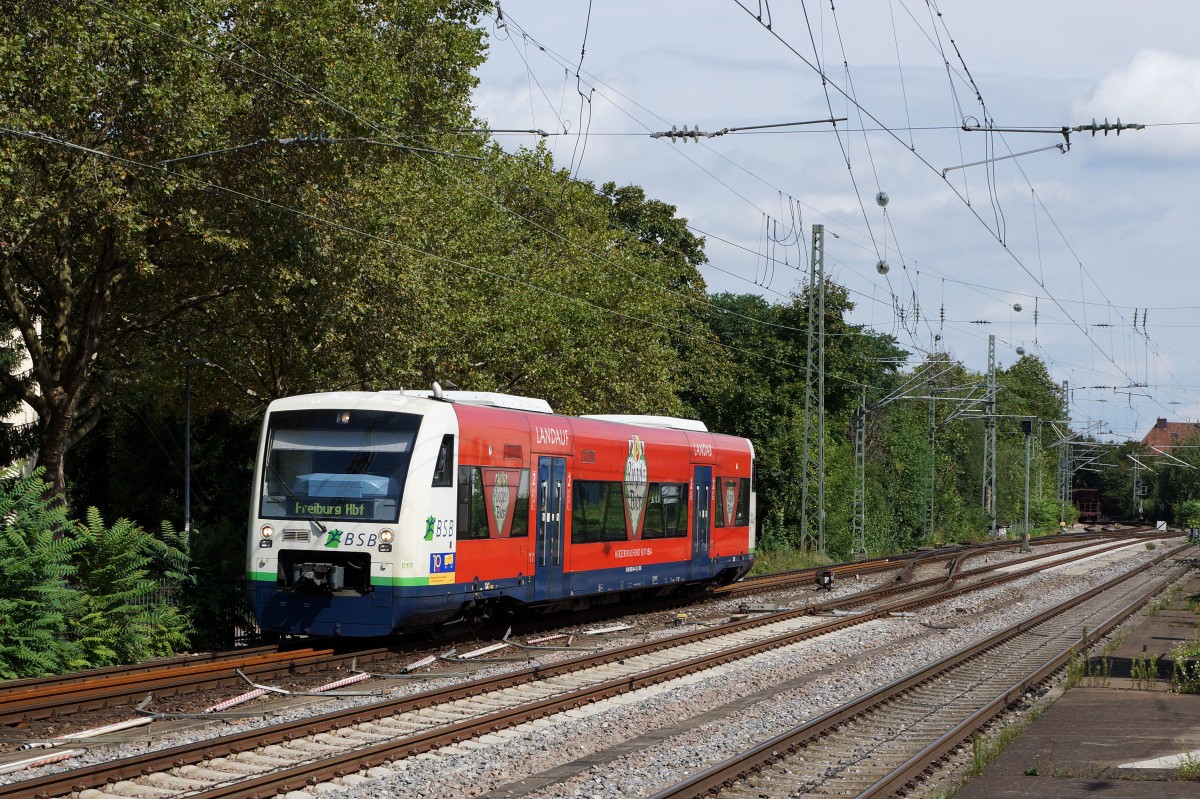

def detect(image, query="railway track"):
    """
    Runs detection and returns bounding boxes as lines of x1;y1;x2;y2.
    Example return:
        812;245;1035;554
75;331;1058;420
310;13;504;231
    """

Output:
0;643;402;727
648;543;1190;799
0;536;975;728
720;529;1108;596
0;531;1126;730
0;533;1169;799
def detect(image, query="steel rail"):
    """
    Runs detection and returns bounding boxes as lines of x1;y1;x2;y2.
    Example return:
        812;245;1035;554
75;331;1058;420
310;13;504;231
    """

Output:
643;543;1190;799
0;645;407;726
0;646;279;695
0;535;1160;799
0;530;1122;728
815;534;1162;614
721;530;1111;595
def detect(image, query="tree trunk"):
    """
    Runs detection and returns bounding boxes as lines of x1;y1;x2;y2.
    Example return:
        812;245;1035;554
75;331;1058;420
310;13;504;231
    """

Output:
34;395;75;505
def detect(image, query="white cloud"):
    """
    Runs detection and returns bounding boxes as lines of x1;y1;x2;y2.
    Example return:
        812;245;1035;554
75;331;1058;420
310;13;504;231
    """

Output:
1072;50;1200;158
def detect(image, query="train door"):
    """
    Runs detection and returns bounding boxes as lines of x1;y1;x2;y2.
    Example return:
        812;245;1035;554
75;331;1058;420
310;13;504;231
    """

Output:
534;456;566;599
691;465;712;579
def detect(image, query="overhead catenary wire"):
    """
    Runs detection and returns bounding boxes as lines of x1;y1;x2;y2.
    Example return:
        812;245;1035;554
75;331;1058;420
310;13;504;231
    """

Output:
1;124;860;385
726;0;1189;423
81;0;1195;427
86;0;857;348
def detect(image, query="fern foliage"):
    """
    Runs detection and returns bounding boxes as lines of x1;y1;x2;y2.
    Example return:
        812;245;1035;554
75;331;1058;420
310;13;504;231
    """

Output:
71;509;192;666
0;471;194;676
0;469;83;678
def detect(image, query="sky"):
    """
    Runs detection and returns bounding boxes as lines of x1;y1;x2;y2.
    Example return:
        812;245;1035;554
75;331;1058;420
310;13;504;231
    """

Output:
470;0;1200;446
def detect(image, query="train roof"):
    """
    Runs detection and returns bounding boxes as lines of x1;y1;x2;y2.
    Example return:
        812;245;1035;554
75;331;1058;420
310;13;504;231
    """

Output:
581;414;708;432
266;391;724;440
401;389;553;413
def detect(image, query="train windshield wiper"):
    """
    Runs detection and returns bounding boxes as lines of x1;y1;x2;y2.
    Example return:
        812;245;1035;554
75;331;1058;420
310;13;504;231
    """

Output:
268;462;328;534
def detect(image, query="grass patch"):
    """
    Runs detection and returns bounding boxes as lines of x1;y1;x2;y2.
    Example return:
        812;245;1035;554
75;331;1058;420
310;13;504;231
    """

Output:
1172;655;1200;694
1131;654;1159;690
1169;587;1200;694
1170;615;1200;694
969;717;1040;776
749;548;833;576
1177;749;1200;781
932;711;1045;798
1148;583;1183;617
1064;646;1111;689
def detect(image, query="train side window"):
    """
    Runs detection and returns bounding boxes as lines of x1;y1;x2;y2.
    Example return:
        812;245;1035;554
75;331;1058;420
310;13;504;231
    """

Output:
735;477;750;525
714;478;727;529
509;470;531;538
457;466;530;539
456;466;489;540
572;480;626;543
643;483;687;539
572;481;600;543
432;435;454;487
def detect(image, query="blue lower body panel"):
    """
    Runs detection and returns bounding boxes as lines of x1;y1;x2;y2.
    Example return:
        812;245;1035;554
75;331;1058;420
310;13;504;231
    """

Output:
250;554;753;636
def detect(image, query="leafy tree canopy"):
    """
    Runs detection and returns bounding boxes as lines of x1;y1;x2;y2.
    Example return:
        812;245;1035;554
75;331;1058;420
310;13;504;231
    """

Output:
0;0;490;498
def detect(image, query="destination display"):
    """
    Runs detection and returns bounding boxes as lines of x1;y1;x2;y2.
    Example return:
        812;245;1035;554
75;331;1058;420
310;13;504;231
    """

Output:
289;499;376;519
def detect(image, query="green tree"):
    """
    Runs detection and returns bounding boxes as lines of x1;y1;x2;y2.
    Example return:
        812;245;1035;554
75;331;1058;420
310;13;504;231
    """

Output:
0;0;490;500
994;355;1062;529
1097;440;1140;521
687;284;903;555
1179;499;1200;529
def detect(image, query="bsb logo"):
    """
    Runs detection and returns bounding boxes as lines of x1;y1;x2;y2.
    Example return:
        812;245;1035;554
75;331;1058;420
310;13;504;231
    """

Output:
324;528;381;548
623;436;649;539
425;516;455;541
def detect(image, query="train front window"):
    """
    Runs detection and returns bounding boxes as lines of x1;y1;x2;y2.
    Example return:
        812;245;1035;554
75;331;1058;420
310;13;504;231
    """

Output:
259;409;421;523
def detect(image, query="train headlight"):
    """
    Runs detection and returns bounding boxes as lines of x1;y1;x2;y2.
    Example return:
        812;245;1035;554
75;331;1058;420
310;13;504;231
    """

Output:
260;524;275;540
380;528;394;543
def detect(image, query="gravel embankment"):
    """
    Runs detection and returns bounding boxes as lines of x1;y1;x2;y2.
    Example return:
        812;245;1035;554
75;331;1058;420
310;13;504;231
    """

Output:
1;537;1165;797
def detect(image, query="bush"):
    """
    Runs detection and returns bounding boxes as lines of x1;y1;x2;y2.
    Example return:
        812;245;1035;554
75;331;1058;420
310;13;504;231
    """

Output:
71;509;192;666
0;470;195;676
1030;496;1065;529
1179;499;1200;530
0;470;83;678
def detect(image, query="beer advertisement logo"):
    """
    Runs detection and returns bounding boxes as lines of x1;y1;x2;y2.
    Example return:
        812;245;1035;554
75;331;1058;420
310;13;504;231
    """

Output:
723;480;738;527
624;436;649;539
481;468;520;538
490;470;511;537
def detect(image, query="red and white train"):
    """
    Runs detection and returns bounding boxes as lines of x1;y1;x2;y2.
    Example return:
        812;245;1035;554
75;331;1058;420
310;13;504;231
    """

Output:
247;388;755;636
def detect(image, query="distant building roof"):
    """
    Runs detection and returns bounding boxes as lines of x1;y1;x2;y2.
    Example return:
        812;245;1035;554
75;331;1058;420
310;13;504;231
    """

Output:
1142;417;1200;451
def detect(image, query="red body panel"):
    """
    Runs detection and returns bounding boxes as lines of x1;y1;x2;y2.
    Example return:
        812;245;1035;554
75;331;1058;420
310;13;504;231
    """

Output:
451;405;753;584
454;406;536;582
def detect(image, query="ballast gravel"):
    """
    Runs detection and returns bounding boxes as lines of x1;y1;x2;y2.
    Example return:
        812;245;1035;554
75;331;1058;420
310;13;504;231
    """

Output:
0;538;1172;799
330;540;1176;799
